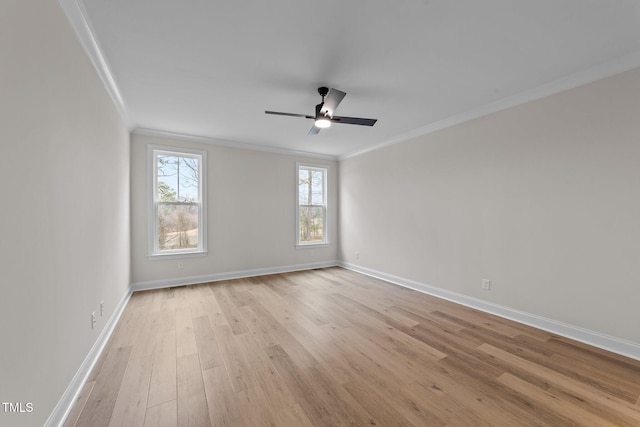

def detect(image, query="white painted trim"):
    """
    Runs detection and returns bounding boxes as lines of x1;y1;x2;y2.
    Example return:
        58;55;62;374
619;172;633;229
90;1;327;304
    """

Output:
339;51;640;160
147;145;208;257
339;262;640;362
147;251;208;261
131;261;339;291
134;128;338;161
57;0;129;127
44;287;132;427
296;163;330;247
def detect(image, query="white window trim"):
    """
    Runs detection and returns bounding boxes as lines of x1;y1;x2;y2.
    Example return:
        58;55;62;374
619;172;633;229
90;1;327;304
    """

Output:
296;162;329;248
147;145;208;258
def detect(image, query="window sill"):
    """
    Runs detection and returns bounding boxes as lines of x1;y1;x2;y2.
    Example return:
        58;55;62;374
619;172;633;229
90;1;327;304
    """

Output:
148;251;208;261
296;243;330;249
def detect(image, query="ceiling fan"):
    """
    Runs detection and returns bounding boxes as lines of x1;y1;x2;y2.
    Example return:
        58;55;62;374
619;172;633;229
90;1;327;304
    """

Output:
265;87;377;135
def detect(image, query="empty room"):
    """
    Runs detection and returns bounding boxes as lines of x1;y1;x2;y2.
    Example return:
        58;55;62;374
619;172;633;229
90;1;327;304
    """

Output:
3;0;640;426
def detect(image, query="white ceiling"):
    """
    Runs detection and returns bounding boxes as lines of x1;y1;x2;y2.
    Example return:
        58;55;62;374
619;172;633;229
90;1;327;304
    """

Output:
72;0;640;158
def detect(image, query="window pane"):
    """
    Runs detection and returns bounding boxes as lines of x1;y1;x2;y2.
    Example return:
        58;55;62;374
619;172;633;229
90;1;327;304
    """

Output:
299;168;324;205
178;156;199;202
297;164;327;245
157;204;199;250
157;154;200;202
311;170;324;204
299;206;324;243
299;169;310;204
157;155;178;201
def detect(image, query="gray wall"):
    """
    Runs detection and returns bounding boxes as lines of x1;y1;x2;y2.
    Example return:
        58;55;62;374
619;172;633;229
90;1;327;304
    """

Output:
130;133;339;286
339;68;640;345
0;1;130;426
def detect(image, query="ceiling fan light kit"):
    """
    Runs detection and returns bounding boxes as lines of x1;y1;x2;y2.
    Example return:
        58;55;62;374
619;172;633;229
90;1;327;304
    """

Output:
265;87;377;135
314;118;332;128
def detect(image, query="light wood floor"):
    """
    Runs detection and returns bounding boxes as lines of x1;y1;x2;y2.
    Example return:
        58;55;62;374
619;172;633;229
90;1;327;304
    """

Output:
65;267;640;426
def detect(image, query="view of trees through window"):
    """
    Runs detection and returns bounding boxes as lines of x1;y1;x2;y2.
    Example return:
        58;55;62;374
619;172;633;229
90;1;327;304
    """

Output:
156;153;201;251
298;166;326;243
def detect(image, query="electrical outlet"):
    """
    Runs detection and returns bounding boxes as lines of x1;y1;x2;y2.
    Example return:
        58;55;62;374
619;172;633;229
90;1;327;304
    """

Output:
177;261;184;270
100;300;104;317
482;279;491;290
309;250;315;257
355;252;360;260
91;312;96;329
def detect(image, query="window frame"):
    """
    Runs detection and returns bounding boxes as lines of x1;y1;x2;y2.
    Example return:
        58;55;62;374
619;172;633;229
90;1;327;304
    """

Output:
296;162;329;247
147;145;207;259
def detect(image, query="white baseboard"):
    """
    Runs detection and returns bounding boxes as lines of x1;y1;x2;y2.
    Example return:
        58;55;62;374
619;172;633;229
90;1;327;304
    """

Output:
44;287;132;427
131;260;340;292
339;262;640;362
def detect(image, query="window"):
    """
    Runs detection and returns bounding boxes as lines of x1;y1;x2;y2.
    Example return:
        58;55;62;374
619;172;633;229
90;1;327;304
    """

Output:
149;146;206;257
297;163;328;246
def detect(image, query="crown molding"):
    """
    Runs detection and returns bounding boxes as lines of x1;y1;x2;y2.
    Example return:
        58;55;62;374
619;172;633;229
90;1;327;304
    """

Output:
58;0;130;127
340;50;640;161
133;128;339;161
56;0;640;162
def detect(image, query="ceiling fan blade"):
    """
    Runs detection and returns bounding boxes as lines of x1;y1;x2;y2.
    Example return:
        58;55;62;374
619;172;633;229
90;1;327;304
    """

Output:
320;88;346;116
308;125;321;135
265;111;314;119
330;116;377;126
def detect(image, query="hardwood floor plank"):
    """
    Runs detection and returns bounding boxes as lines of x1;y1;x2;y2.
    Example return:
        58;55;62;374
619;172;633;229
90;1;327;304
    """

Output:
247;285;295;324
236;304;279;349
342;377;415;427
305;363;379;426
75;346;132;427
332;292;420;328
109;304;143;349
548;385;640;427
404;364;550;426
176;309;198;357
108;354;152;427
144;400;177;427
211;286;249;334
479;343;640;422
271;403;315;427
199;286;229;327
213;324;254;393
498;372;618;426
148;289;164;313
233;385;279;426
279;317;332;362
67;268;640;426
267;324;318;369
389;305;464;331
177;353;211;427
264;344;336;426
225;283;254;307
159;288;176;312
549;351;640;402
129;309;160;361
233;332;298;410
173;286;191;311
192;315;223;370
147;331;177;408
202;365;237;426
